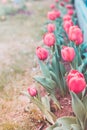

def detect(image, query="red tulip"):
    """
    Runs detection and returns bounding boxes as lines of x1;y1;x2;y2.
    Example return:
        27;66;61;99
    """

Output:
47;11;57;20
54;9;61;18
50;4;55;9
28;87;37;97
66;4;73;9
61;46;75;62
63;14;71;21
43;33;56;46
36;47;48;60
68;26;83;45
60;2;65;7
63;20;73;33
47;23;55;33
67;70;86;94
68;9;74;16
64;0;70;2
55;0;59;2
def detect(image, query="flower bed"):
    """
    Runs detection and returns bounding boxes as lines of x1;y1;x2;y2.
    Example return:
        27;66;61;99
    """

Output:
23;0;87;129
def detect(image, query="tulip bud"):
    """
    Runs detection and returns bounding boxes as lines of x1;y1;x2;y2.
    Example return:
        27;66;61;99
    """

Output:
54;9;61;18
60;2;65;7
47;23;55;33
63;14;71;21
36;47;48;60
55;0;59;2
67;9;74;16
47;11;57;20
28;87;37;97
68;26;83;45
64;0;70;2
61;46;75;62
43;33;56;47
67;70;86;94
63;20;73;34
50;4;55;9
66;4;73;9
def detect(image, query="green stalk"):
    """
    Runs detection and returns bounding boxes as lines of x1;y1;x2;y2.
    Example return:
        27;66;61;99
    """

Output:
77;45;82;66
31;97;57;124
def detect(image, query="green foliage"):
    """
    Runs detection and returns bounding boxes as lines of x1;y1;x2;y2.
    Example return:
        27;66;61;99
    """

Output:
47;92;87;130
71;92;86;129
46;116;77;130
33;0;87;129
22;91;57;124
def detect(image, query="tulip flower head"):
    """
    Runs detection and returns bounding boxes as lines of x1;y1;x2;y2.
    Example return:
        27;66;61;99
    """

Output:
69;26;83;45
67;70;86;94
61;46;75;62
63;20;73;34
36;47;48;61
63;14;71;21
47;10;57;20
47;23;55;33
54;9;61;18
28;87;37;97
64;0;70;2
68;9;74;16
55;0;59;3
43;33;56;47
66;4;73;9
60;2;65;7
50;4;56;9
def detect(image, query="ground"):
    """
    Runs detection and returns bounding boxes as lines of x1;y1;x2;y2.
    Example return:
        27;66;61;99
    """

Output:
0;1;73;130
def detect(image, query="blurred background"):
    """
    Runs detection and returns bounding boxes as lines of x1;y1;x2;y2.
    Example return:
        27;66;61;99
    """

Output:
0;0;52;130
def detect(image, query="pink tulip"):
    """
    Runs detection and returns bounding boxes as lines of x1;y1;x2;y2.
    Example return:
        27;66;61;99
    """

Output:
67;70;86;93
43;33;56;47
28;87;37;97
68;26;83;45
36;47;48;60
61;46;75;62
47;23;55;33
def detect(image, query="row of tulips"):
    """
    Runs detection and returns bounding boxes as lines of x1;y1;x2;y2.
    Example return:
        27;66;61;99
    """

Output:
23;0;87;129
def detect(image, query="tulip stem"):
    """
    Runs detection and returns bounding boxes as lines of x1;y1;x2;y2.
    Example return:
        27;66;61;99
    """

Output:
70;63;73;69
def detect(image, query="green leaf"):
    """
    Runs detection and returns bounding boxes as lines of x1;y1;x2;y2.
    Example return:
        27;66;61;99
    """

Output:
41;95;50;111
44;110;57;125
50;94;61;109
46;116;76;130
82;96;87;111
59;62;66;75
59;62;67;94
56;116;76;130
34;76;56;92
51;55;60;76
38;59;50;78
78;63;84;72
71;124;82;130
80;42;87;53
70;92;86;128
50;71;59;87
82;53;87;58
